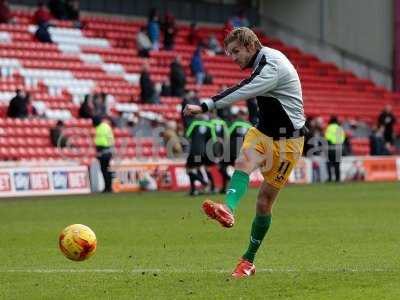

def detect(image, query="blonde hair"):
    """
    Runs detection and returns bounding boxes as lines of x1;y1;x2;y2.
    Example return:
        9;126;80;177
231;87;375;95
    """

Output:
224;27;262;50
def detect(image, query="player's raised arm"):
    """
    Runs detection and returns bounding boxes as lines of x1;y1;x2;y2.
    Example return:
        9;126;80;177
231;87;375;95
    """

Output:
201;58;278;112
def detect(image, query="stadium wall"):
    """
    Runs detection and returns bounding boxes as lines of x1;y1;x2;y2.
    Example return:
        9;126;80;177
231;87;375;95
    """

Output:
259;0;393;90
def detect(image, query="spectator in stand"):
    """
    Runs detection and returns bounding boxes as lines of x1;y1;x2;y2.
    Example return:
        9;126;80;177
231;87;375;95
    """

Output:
378;104;396;145
47;0;68;20
147;8;160;51
231;9;250;28
0;0;12;24
170;56;186;97
35;21;53;43
136;26;152;58
188;23;203;46
93;93;108;117
304;117;324;157
65;0;79;21
65;0;82;27
7;89;28;119
32;1;52;25
24;92;37;117
370;125;391;155
162;120;183;157
207;34;223;55
222;20;234;36
127;114;154;138
191;46;205;85
160;79;172;97
162;11;176;50
92;93;101;116
97;92;114;116
342;131;353;156
50;120;69;148
104;93;115;116
79;94;94;119
140;62;160;104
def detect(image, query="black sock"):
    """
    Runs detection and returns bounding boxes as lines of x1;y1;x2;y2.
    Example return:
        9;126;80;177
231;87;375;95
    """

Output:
188;172;196;193
206;170;215;190
195;169;207;186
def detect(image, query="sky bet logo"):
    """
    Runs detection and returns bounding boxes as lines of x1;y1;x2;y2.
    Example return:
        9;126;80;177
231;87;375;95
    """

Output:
52;171;68;190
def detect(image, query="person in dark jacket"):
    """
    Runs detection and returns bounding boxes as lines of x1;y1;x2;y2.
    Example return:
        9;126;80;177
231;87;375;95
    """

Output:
50;120;68;148
378;105;396;145
369;126;391;155
79;95;94;119
170;56;186;97
162;11;176;50
47;0;67;20
35;21;52;43
7;89;28;119
65;0;79;21
140;62;159;104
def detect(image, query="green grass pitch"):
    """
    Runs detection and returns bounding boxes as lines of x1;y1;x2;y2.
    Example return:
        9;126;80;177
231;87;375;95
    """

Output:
0;182;399;299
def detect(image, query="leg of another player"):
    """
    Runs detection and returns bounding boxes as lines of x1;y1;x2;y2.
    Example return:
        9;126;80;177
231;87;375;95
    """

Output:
225;148;264;213
187;168;197;195
205;166;216;193
187;168;207;195
218;162;230;194
334;162;340;182
242;181;279;263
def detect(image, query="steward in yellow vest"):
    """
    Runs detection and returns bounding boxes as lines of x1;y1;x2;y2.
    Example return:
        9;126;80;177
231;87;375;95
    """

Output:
324;116;345;182
93;116;114;192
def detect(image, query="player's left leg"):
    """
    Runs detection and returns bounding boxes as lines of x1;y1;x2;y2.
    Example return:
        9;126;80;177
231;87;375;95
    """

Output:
231;182;279;278
243;182;279;261
232;136;304;278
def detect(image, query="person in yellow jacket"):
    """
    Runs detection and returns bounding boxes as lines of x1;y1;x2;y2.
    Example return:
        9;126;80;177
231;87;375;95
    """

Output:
325;116;345;182
93;116;115;192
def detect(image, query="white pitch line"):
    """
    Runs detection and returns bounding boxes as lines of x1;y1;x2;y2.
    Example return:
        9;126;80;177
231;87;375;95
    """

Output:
0;268;397;274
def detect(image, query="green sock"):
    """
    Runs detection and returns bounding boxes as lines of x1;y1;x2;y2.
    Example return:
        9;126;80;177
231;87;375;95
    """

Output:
225;170;249;213
243;214;272;263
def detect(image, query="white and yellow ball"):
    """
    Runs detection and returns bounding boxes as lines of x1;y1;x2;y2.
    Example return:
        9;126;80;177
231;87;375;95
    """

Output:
59;224;97;261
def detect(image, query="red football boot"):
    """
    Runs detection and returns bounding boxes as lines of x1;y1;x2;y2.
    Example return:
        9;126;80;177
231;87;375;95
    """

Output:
231;258;256;278
202;199;234;228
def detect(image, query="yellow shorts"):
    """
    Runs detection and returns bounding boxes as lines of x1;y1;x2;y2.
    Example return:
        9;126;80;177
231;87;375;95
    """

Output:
241;127;304;189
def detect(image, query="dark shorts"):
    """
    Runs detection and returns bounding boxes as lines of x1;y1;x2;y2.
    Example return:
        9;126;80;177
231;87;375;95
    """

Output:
186;152;203;168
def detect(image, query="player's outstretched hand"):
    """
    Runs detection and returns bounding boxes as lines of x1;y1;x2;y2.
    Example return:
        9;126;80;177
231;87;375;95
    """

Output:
183;104;203;116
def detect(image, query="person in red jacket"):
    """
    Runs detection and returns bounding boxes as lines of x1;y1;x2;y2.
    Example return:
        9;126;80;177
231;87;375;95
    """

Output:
32;1;53;25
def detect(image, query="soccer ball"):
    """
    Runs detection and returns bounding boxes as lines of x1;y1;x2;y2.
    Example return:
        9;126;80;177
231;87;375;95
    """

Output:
59;224;97;261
